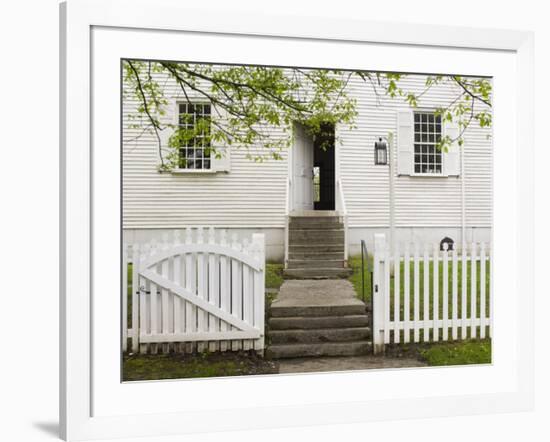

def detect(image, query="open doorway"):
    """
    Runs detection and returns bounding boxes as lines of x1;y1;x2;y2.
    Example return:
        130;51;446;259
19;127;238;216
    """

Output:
313;123;335;211
291;122;335;212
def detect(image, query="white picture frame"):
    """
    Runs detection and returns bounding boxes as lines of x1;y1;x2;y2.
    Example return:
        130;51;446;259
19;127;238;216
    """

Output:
60;0;534;440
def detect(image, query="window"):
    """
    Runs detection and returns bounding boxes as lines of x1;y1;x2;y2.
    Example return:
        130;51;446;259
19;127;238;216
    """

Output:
414;112;442;174
177;103;212;170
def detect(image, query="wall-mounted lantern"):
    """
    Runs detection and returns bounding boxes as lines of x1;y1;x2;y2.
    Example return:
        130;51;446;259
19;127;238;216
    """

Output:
374;137;388;165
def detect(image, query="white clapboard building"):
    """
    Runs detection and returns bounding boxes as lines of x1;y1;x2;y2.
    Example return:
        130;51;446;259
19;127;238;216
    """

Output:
123;68;491;277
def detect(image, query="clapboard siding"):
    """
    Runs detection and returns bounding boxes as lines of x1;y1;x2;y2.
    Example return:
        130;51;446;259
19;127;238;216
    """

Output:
123;69;492;229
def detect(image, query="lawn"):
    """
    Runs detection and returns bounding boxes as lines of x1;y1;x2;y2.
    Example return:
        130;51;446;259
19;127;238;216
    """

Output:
265;262;284;290
123;351;278;381
386;339;492;366
348;253;491;320
348;253;492;364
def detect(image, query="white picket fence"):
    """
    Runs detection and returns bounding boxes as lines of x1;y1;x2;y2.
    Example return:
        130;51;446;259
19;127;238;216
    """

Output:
122;228;266;354
372;233;491;353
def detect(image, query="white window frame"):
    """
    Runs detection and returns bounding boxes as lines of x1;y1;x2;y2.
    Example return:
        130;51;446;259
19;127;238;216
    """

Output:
411;109;445;177
170;100;216;174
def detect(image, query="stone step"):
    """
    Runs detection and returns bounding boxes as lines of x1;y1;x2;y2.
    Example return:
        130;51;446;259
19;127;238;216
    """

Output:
289;215;341;223
289;244;345;254
270;302;366;318
266;341;371;359
269;314;370;330
290;229;345;240
283;267;353;279
269;327;371;344
288;251;344;260
289;220;343;230
287;259;345;269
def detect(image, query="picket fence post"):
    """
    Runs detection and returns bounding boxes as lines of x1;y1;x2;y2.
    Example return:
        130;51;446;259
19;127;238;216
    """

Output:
373;233;387;354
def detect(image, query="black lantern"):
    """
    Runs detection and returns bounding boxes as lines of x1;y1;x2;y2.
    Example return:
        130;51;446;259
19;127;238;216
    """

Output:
374;137;388;165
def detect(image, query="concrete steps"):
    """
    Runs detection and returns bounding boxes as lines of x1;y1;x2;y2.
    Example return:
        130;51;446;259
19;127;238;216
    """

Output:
266;341;371;359
269;327;371;344
285;214;349;279
287;258;346;269
270;302;366;318
269;314;370;330
266;280;371;359
283;267;353;279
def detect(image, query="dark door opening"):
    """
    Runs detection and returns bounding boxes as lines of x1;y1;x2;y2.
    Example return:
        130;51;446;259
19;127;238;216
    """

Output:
313;123;335;211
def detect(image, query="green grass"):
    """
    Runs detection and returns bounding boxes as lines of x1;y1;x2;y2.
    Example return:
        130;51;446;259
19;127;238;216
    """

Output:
265;263;284;289
123;351;278;381
348;254;490;318
419;339;492;366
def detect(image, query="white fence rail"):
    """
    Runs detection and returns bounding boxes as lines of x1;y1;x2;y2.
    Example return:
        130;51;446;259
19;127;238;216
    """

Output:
123;228;266;354
372;233;491;354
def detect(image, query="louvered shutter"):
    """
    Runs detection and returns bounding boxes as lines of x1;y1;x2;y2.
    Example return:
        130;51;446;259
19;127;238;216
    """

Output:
443;120;460;176
211;146;231;172
397;110;414;175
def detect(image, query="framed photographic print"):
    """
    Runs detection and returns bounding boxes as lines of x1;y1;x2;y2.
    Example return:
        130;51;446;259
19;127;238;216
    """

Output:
60;0;534;440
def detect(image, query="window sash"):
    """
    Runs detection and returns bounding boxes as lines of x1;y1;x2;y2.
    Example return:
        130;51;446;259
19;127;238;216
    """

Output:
177;103;212;170
413;112;442;174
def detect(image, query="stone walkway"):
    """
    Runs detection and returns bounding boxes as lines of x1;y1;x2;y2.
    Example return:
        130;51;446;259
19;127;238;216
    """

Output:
278;355;427;374
271;279;365;310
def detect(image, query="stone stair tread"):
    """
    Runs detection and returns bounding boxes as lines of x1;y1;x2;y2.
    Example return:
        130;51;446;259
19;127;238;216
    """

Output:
270;305;366;318
269;327;371;344
266;341;371;359
283;267;353;279
269;314;370;330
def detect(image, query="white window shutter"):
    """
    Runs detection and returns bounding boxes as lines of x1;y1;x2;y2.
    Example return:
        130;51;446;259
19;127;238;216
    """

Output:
443;120;460;176
211;146;231;172
397;110;414;175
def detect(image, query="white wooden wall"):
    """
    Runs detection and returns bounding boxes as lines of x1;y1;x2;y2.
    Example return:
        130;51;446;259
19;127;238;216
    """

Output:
123;68;492;231
122;228;266;354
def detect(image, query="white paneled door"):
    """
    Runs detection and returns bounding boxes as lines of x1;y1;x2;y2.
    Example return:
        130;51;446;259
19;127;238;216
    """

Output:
292;123;314;211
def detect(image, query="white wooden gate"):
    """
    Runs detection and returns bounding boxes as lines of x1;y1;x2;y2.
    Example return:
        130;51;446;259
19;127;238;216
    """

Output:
372;233;491;354
122;228;265;354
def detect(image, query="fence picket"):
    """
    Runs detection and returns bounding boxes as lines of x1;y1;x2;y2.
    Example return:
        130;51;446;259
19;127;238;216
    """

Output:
138;243;148;354
451;248;458;340
185;228;196;353
442;243;449;341
470;242;477;339
242;238;253;351
480;242;487;339
122;244;128;352
393;242;401;343
131;244;140;353
231;234;243;351
161;234;171;353
197;227;207;353
413;242;420;342
461;243;468;339
403;243;411;343
383;245;391;344
433;242;439;342
423;244;430;342
172;231;183;352
253;233;265;353
149;240;159;354
219;230;230;352
208;228;219;352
